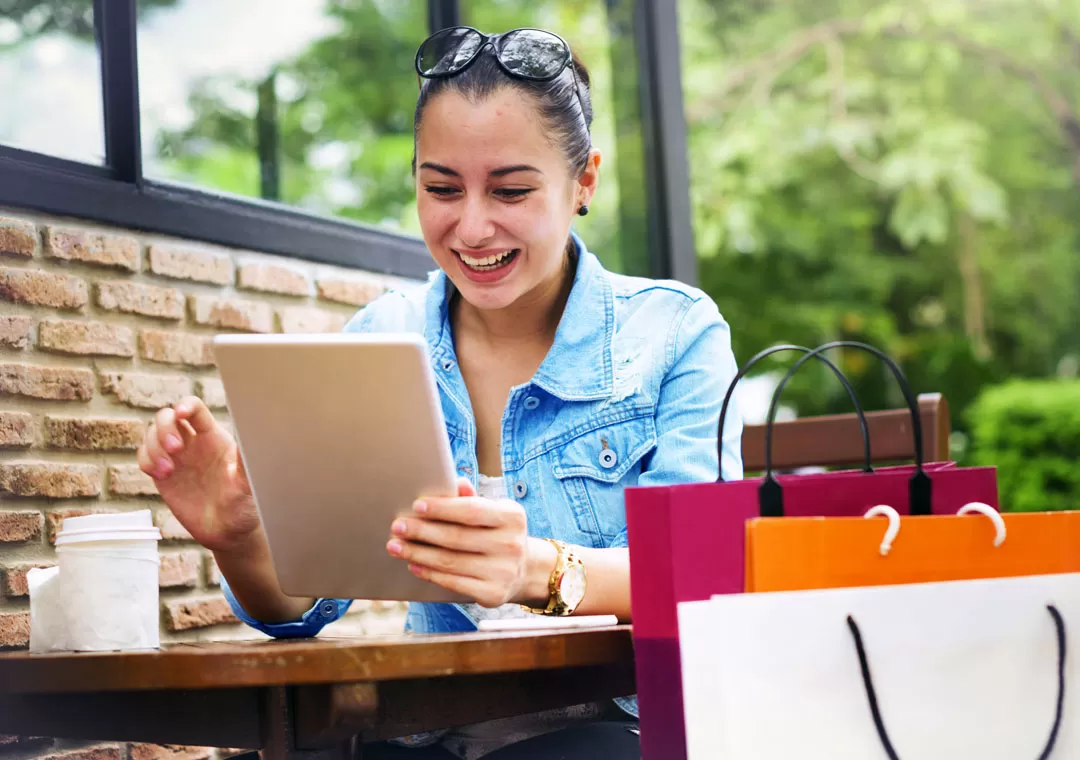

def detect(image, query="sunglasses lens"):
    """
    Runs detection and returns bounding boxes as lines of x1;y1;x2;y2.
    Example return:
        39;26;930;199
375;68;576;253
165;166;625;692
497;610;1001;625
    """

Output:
419;27;483;76
498;29;569;79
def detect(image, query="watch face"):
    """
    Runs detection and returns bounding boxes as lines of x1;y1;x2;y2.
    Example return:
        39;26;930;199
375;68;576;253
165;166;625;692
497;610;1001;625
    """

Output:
559;564;587;609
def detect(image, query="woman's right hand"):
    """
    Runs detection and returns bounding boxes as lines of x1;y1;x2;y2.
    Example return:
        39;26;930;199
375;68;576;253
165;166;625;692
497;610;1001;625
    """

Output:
137;396;261;552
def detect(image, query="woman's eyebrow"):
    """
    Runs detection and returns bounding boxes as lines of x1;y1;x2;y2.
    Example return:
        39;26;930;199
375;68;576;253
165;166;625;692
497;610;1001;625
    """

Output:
418;162;543;178
419;162;459;176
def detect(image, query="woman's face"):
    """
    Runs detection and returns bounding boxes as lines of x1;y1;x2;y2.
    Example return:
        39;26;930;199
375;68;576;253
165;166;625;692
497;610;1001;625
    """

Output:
415;86;600;312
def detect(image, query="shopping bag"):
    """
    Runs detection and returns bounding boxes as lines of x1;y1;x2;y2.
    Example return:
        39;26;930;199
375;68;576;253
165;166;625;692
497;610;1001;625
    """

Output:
677;572;1078;759
626;341;999;760
748;503;1080;592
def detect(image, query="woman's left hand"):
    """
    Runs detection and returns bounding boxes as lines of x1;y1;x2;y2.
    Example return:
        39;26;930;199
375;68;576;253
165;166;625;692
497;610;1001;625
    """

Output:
386;478;550;608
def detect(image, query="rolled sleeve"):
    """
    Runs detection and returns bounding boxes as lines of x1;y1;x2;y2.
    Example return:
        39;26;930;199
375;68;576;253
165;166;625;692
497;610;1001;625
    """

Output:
220;575;352;639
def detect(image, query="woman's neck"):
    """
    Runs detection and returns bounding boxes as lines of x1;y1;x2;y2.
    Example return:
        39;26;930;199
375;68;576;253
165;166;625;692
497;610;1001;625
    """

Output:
453;245;576;348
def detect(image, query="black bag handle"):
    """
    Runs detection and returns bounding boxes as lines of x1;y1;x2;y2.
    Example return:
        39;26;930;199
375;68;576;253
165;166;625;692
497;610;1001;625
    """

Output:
848;605;1066;760
759;341;932;517
717;344;873;483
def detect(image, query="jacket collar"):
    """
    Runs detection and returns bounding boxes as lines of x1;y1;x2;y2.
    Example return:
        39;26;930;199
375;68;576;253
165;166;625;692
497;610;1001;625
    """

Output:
424;232;615;402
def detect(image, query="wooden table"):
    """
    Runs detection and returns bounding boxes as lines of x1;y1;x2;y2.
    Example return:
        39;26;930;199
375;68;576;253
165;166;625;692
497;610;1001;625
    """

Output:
0;626;636;759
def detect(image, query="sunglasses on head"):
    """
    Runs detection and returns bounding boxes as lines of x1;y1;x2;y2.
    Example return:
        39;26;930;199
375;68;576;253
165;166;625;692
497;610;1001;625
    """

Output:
415;26;575;82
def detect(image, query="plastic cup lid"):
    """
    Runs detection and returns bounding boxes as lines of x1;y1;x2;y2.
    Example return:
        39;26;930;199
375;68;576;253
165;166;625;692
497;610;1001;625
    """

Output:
56;510;162;545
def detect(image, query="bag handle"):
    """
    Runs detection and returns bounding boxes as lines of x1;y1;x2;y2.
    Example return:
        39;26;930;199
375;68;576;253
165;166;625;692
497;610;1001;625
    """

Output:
717;344;872;482
760;341;932;517
847;605;1066;760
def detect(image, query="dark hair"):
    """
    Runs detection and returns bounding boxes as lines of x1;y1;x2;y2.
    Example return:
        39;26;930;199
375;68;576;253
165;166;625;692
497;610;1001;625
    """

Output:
413;43;594;175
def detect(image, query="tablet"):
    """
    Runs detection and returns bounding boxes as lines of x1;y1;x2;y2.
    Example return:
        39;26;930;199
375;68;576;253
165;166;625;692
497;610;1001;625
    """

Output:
212;332;466;603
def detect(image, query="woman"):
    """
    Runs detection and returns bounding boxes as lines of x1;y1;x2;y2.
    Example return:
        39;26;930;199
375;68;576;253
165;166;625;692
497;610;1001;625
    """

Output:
138;26;743;759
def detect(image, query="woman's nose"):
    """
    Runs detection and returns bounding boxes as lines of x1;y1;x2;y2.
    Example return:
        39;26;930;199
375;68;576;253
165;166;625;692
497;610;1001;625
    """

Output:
456;197;496;247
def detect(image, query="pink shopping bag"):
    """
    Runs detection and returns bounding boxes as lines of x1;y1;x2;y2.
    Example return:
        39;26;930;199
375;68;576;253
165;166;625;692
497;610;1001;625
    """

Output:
625;342;998;760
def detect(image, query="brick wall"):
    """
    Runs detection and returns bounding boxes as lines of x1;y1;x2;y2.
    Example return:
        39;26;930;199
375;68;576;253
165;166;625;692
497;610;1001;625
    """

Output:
0;208;415;760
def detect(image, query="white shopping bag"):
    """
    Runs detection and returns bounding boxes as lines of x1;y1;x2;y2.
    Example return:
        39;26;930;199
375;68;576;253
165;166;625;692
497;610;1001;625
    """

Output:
677;573;1079;759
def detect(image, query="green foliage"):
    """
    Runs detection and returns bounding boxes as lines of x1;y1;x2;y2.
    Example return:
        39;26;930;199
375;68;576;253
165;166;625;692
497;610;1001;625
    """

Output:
967;380;1080;511
681;0;1080;433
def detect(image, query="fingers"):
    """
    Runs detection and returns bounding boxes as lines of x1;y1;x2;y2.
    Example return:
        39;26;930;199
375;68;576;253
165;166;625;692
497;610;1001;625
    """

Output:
414;496;526;529
456;477;476;498
391;515;505;554
387;539;490;579
407;564;506;608
174;396;216;434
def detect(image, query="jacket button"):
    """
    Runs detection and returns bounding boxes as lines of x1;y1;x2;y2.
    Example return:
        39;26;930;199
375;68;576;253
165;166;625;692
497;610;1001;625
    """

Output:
523;396;540;410
599;449;618;469
320;601;337;618
513;481;528;499
441;358;455;371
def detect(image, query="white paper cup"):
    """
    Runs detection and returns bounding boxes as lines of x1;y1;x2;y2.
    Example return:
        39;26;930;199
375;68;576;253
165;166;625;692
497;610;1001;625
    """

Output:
55;511;162;651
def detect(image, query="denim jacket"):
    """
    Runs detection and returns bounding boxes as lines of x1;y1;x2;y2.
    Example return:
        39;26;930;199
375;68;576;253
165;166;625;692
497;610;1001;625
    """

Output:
221;232;744;726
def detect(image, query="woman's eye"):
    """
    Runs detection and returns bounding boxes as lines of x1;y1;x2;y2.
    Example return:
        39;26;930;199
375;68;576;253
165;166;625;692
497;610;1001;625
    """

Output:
425;186;460;197
494;188;533;200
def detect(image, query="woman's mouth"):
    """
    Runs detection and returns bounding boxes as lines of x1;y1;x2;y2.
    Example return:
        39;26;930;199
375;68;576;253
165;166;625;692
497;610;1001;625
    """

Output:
455;248;520;272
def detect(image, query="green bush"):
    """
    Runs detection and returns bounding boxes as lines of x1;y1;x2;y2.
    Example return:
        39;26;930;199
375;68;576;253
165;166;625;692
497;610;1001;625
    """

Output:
967;380;1080;512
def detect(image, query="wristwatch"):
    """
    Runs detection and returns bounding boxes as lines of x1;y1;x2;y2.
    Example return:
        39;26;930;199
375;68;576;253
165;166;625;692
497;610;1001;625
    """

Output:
521;538;587;616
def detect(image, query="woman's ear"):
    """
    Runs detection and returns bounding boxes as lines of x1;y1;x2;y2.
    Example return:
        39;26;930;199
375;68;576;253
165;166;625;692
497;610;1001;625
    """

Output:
576;148;602;208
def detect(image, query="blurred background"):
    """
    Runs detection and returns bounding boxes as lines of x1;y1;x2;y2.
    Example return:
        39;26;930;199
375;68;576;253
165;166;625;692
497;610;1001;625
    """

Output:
2;0;1078;510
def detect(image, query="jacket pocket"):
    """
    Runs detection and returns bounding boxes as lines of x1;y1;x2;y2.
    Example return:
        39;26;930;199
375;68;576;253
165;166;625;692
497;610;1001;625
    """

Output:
550;412;657;542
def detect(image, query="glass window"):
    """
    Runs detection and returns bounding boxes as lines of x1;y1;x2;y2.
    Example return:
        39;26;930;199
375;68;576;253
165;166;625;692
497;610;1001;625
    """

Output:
138;0;427;235
679;0;1080;435
461;0;646;275
0;0;105;163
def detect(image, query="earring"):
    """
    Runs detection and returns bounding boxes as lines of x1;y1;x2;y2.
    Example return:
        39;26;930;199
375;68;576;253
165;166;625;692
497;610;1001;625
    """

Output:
577;204;589;217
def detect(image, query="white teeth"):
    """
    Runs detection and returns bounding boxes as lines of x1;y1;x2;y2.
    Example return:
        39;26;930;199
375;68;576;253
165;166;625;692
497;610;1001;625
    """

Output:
458;249;515;268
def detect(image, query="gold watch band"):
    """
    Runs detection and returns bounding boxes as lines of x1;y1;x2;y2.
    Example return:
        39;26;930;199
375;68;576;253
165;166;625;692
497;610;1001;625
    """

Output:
520;538;584;616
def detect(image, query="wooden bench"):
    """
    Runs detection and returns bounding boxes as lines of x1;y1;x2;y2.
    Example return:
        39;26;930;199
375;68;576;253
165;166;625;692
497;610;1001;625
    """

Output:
743;392;951;471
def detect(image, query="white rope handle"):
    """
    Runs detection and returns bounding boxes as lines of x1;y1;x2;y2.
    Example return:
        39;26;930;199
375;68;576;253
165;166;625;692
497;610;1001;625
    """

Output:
956;502;1007;547
863;505;901;556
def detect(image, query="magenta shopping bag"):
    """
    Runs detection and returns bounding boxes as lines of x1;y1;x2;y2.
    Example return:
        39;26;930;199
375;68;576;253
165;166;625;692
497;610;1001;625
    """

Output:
625;342;998;760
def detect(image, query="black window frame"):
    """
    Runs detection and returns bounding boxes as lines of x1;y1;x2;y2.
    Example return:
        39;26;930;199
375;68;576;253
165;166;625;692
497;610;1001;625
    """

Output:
0;0;694;284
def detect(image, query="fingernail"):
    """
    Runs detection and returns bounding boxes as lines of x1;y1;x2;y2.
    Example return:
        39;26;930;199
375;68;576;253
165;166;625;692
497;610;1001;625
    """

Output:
392;520;407;536
176;401;192;415
408;564;424;577
155;459;172;478
387;540;403;556
413;501;428;514
165;434;182;452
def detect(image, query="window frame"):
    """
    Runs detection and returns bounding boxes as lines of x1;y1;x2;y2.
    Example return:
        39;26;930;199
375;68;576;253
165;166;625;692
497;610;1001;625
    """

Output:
0;0;694;284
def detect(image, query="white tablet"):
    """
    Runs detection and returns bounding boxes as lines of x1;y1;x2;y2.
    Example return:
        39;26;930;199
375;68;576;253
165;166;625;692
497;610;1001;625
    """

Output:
212;333;466;603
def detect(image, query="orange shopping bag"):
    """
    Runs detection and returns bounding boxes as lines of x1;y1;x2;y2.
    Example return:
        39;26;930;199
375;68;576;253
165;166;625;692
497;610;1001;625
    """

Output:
746;503;1080;592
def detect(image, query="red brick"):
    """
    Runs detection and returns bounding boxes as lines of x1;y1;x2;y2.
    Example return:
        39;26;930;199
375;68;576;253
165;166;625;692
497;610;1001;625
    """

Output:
0;511;42;543
155;510;193;542
159;551;201;589
38;747;123;760
0;463;102;499
0;412;33;448
316;275;384;307
0;266;88;309
195;378;227;409
237;262;311;297
0;217;36;258
0;611;29;648
279;306;346;334
128;745;213;760
109;464;159;497
0;315;32;349
1;561;55;597
45;417;144;451
44;226;140;271
148;244;233;285
163;597;238;631
39;318;134;357
0;363;94;401
100;371;192;409
96;281;184;320
204;554;220;586
188;295;273;333
139;329;215;367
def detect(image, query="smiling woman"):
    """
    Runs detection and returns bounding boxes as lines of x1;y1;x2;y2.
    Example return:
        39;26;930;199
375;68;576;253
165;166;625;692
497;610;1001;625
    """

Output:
138;21;741;760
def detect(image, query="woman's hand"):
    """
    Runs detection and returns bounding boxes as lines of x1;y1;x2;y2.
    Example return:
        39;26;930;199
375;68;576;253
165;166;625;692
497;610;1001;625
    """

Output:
136;396;261;553
385;478;554;608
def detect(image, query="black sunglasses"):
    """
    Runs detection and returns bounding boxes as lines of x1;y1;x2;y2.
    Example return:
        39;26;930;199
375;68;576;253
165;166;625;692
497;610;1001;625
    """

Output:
415;26;574;82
